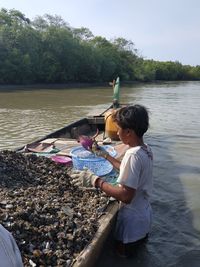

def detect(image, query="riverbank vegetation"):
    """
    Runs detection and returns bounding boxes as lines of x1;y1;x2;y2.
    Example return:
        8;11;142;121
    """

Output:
1;8;200;85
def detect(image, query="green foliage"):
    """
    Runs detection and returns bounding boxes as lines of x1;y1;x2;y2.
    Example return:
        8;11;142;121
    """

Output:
0;7;199;85
72;27;94;41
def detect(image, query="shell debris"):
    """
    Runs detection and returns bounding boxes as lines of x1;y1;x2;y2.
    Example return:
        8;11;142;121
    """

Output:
0;150;110;266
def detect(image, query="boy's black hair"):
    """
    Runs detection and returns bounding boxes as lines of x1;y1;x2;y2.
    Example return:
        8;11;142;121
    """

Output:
112;104;149;137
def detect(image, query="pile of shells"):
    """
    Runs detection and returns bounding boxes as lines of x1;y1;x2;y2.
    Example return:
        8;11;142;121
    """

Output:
0;150;110;267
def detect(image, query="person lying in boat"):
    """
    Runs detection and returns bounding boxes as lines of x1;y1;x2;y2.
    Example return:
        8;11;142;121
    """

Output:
0;224;24;266
73;104;153;257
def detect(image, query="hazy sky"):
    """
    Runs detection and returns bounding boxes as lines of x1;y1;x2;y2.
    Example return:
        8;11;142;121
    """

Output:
1;0;200;66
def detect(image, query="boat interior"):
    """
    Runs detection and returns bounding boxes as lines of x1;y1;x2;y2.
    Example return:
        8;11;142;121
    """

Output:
17;104;129;160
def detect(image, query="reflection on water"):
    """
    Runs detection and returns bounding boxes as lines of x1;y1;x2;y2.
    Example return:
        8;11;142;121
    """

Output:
0;82;200;266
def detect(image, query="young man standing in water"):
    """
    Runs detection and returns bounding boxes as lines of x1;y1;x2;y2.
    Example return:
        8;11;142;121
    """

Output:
87;104;153;257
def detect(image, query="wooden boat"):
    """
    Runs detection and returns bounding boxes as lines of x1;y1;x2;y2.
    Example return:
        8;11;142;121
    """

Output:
16;77;129;267
17;77;127;159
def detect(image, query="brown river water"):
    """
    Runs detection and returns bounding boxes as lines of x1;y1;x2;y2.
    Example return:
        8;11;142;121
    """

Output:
0;81;200;267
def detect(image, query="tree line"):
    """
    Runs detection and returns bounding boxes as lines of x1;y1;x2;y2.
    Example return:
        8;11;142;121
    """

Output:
0;8;200;85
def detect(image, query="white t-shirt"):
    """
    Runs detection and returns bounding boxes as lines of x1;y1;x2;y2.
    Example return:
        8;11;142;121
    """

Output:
115;145;153;243
0;225;24;267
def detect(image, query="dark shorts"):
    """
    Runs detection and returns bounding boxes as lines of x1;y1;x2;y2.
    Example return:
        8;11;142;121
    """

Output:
115;234;149;257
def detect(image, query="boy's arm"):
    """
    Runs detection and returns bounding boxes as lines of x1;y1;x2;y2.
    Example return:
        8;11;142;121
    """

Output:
104;153;121;170
95;179;136;204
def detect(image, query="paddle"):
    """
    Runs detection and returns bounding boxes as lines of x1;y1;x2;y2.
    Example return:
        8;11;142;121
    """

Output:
112;76;120;108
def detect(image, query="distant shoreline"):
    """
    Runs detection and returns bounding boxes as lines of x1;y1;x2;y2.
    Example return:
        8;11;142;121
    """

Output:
0;80;191;91
0;81;142;91
0;82;110;91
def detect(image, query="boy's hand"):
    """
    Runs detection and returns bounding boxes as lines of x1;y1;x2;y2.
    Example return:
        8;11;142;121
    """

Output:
80;168;99;187
91;142;109;159
70;168;99;188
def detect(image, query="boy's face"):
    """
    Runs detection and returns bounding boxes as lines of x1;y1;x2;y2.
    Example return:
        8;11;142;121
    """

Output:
117;126;130;145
